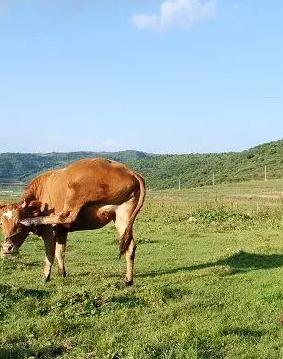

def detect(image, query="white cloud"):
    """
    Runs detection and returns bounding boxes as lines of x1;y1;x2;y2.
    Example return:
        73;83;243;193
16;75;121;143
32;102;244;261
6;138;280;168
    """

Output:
131;0;216;31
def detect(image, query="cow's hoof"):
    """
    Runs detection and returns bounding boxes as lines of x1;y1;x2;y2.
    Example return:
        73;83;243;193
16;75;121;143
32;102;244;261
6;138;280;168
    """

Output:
42;275;51;283
125;280;133;287
58;270;68;278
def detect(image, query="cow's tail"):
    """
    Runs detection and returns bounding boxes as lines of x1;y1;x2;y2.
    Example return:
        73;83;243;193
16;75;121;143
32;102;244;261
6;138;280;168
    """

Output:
119;173;146;255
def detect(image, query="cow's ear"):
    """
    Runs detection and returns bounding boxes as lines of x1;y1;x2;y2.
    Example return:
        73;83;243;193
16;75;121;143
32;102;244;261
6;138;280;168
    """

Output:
0;206;3;225
0;204;6;216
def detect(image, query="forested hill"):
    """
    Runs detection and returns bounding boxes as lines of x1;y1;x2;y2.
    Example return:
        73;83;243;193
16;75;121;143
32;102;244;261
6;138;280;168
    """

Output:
1;139;283;189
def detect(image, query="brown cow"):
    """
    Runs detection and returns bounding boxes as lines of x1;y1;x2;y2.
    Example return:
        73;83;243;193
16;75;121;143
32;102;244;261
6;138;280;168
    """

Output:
0;158;145;285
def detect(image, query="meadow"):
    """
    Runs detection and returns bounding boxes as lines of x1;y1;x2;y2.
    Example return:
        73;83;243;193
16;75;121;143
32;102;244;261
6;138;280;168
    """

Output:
1;179;283;358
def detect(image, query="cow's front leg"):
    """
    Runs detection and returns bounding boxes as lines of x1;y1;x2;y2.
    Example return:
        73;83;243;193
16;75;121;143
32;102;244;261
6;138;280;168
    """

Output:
43;235;56;282
55;233;67;277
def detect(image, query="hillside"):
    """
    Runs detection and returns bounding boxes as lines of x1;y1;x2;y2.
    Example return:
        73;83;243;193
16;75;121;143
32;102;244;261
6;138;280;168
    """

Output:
1;139;283;189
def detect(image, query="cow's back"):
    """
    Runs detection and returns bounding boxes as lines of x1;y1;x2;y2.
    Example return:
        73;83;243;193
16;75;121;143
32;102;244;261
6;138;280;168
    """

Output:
26;158;140;215
63;158;139;204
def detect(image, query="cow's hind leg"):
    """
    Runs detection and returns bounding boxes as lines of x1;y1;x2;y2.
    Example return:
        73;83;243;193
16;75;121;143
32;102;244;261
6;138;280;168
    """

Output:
31;187;82;226
55;232;68;277
124;240;136;286
114;199;137;286
56;186;82;223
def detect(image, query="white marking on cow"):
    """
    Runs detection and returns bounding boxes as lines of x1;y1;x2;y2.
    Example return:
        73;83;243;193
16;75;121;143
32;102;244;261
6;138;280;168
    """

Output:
100;205;118;212
3;210;14;220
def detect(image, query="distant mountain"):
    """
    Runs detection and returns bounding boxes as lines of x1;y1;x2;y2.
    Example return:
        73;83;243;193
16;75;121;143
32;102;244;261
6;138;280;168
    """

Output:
0;150;149;183
1;140;283;189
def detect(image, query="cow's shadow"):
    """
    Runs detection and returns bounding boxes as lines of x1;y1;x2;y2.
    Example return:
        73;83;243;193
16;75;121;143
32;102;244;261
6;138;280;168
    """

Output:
0;345;64;359
0;284;49;299
138;251;283;279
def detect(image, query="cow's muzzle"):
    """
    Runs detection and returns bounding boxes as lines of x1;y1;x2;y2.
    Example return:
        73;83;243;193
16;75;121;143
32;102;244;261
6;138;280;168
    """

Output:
1;242;15;255
1;241;17;256
1;233;21;256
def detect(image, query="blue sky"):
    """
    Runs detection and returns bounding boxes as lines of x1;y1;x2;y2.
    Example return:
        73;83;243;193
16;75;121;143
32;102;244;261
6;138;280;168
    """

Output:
0;0;282;154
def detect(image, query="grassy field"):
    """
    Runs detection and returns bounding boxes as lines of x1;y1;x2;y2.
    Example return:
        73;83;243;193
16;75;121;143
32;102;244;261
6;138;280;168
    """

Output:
1;180;283;358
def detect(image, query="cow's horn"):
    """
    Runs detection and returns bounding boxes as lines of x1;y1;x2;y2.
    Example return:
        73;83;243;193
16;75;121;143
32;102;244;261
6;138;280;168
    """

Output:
21;201;27;209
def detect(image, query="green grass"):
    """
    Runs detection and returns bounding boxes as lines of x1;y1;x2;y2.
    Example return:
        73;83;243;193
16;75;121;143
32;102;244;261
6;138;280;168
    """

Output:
1;179;283;358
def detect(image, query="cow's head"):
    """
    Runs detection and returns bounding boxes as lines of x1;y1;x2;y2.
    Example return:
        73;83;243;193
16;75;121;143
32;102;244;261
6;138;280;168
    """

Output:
0;201;44;255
